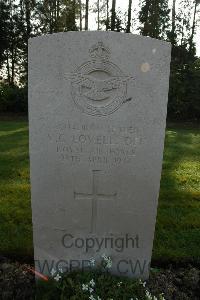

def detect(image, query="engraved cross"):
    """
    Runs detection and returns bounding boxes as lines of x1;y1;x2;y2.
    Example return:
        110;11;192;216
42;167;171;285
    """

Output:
74;170;117;233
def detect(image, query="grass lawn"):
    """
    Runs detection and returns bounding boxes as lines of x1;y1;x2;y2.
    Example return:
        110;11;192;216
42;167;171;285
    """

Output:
0;120;199;264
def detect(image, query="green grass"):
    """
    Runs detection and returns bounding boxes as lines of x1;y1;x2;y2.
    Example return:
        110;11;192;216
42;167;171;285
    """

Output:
0;120;199;263
153;125;200;263
0;121;33;258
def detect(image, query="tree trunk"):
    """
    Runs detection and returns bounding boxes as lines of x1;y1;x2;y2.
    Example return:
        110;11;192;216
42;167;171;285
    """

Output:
79;0;82;30
126;0;132;33
72;0;76;30
106;0;109;31
97;0;100;30
180;19;184;47
6;52;11;85
11;45;15;86
171;0;176;45
57;0;60;19
85;0;89;30
111;0;116;31
49;0;53;33
142;0;150;36
25;0;31;38
56;0;60;31
189;0;198;52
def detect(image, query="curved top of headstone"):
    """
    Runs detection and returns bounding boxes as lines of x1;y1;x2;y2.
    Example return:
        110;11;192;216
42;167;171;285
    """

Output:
29;31;171;48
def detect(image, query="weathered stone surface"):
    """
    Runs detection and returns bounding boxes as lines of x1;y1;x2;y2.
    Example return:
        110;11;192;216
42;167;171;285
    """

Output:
29;31;171;278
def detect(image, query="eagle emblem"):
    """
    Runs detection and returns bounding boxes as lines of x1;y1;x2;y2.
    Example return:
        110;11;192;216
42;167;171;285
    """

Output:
66;42;134;116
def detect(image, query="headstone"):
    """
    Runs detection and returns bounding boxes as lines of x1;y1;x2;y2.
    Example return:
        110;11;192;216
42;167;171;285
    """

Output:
29;32;171;279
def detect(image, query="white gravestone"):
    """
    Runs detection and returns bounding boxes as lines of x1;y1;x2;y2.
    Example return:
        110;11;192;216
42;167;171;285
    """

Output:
29;32;171;279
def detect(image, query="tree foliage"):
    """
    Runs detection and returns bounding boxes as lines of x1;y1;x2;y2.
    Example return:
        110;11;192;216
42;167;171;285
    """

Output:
0;1;9;67
0;0;199;120
139;0;170;39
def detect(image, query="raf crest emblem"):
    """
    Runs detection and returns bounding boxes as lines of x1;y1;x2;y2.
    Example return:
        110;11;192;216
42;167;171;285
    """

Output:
66;41;134;116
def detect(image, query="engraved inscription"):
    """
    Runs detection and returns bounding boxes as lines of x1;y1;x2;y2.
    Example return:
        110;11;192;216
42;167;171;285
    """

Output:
52;121;141;165
74;170;117;233
66;42;134;116
46;120;141;165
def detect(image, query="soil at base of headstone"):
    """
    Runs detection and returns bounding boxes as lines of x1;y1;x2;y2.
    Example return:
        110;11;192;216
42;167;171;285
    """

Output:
0;259;199;300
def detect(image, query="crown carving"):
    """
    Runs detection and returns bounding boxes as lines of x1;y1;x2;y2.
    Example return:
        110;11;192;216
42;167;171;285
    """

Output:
89;42;110;60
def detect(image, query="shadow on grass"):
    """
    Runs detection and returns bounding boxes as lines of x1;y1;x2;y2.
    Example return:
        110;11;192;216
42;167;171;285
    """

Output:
0;122;33;261
0;125;29;179
152;126;200;266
